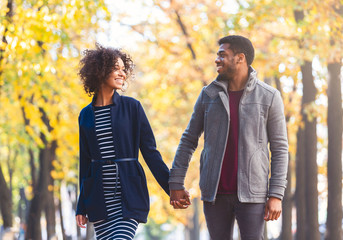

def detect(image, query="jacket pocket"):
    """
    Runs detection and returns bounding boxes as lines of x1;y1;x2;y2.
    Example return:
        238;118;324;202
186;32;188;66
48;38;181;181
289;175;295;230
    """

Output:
82;177;94;199
124;176;149;211
248;149;269;195
259;112;264;144
199;151;209;192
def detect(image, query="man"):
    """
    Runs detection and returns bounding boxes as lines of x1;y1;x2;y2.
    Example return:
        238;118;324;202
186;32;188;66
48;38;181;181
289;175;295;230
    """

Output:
169;35;288;240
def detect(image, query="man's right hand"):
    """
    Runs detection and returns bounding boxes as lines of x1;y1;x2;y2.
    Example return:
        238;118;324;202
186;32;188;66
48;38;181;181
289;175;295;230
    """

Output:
170;189;191;209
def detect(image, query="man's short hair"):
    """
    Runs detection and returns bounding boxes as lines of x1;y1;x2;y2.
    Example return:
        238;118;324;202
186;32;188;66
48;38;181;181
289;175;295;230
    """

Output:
218;35;255;66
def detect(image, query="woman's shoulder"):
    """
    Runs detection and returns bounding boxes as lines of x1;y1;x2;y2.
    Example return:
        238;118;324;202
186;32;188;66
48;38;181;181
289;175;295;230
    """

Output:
79;103;93;118
120;95;141;106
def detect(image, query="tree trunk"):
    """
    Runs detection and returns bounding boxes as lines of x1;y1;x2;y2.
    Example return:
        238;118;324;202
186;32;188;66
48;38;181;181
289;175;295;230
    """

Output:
184;198;200;240
295;127;306;240
294;9;319;239
58;187;67;240
29;148;37;192
0;0;13;82
325;62;342;240
18;187;29;225
25;139;50;240
189;197;200;240
301;61;320;240
281;154;292;240
46;189;56;239
0;163;13;228
6;146;16;202
25;105;55;240
274;76;293;240
46;141;57;239
0;0;14;228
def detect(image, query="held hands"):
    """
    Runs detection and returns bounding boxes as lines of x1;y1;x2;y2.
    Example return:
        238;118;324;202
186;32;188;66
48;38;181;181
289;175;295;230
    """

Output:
170;189;191;209
76;215;88;228
264;197;282;221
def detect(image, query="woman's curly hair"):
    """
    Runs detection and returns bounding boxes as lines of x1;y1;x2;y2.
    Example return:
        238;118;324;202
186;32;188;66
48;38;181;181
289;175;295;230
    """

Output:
79;43;134;95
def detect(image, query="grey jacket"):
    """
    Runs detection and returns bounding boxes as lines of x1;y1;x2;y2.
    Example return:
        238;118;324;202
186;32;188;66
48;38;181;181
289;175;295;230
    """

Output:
169;68;288;203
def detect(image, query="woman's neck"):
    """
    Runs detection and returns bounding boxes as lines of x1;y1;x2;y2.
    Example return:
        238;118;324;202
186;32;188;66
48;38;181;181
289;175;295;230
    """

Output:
95;89;114;106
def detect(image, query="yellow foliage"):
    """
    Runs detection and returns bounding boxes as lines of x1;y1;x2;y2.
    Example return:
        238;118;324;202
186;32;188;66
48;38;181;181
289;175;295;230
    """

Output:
0;0;110;218
48;185;54;192
1;0;340;231
303;101;321;122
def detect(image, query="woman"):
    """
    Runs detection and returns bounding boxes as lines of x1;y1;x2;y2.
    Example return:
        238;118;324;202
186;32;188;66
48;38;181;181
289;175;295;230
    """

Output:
75;44;170;240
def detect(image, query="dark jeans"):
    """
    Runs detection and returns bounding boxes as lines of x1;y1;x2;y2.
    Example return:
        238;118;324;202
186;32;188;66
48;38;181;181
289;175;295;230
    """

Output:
203;194;265;240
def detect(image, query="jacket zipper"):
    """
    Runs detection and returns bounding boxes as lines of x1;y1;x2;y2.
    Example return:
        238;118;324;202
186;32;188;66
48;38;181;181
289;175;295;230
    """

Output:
210;85;230;204
236;87;247;202
211;82;249;204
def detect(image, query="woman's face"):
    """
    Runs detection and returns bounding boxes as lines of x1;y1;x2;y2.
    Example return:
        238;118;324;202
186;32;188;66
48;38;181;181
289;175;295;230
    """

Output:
104;58;126;91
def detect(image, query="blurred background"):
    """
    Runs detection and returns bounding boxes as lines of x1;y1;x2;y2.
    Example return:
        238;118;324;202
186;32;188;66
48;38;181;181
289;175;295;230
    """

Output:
0;0;342;239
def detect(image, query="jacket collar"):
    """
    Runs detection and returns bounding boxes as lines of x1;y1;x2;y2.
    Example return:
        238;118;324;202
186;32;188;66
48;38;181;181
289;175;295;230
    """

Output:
91;91;120;107
205;66;258;98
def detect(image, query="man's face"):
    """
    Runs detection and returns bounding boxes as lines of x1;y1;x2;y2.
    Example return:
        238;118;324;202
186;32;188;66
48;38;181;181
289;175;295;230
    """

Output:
215;43;238;79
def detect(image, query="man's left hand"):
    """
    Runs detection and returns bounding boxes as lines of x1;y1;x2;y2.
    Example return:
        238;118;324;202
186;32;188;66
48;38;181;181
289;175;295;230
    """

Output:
264;197;282;221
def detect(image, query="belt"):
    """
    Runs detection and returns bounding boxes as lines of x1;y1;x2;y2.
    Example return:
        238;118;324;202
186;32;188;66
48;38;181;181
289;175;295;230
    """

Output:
91;158;138;197
91;158;138;163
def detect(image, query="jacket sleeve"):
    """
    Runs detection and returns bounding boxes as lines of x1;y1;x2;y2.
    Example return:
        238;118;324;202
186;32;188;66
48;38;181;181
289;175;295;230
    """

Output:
169;88;205;190
76;114;91;216
267;90;289;200
138;102;170;195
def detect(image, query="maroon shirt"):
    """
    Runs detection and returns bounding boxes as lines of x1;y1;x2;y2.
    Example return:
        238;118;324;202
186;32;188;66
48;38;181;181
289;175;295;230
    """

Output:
217;89;244;194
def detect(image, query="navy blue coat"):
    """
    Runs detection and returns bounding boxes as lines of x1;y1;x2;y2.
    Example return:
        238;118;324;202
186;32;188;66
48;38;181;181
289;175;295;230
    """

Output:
76;91;170;223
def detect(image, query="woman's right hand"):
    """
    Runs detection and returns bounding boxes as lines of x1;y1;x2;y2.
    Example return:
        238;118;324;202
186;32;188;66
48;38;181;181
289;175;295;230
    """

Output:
76;215;88;228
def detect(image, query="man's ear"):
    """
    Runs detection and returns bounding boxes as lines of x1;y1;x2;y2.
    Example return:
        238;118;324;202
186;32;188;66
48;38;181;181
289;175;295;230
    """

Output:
238;53;245;63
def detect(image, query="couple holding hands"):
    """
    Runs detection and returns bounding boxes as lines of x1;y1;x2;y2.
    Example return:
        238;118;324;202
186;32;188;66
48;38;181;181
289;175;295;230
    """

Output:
75;35;288;240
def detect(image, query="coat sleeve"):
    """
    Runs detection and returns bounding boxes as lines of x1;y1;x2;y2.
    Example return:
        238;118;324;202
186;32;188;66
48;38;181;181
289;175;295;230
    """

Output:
138;102;170;195
76;114;91;216
169;88;205;190
267;90;289;200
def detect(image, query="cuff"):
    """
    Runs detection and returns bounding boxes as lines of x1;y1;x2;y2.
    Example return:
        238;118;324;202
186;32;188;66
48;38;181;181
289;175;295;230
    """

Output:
169;183;185;190
169;168;187;183
268;179;287;200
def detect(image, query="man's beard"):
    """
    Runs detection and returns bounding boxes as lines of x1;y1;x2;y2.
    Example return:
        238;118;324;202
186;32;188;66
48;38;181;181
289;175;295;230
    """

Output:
217;71;233;82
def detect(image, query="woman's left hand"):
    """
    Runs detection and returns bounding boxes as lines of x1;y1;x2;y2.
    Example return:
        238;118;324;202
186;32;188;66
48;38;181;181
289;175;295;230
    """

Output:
76;214;88;228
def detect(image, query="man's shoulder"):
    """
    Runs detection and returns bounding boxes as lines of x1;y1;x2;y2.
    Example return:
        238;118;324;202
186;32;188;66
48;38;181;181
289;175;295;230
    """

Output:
248;80;282;105
255;80;278;95
203;80;224;98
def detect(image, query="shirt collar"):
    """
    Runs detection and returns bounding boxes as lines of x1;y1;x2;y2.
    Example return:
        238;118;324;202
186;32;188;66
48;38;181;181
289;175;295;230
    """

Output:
91;91;120;106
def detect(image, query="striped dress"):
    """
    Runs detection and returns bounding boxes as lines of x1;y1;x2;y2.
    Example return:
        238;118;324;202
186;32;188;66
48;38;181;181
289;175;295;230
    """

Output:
93;105;138;240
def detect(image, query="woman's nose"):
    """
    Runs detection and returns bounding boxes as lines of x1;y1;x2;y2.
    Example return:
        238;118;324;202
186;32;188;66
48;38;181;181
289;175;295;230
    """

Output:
119;70;126;77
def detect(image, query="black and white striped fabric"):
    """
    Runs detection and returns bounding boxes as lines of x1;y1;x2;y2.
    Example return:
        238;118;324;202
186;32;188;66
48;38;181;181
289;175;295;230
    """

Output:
94;106;116;159
93;105;138;240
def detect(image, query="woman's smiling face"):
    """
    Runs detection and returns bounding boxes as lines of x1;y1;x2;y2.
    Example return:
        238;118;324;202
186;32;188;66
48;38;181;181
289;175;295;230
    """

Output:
103;58;126;91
